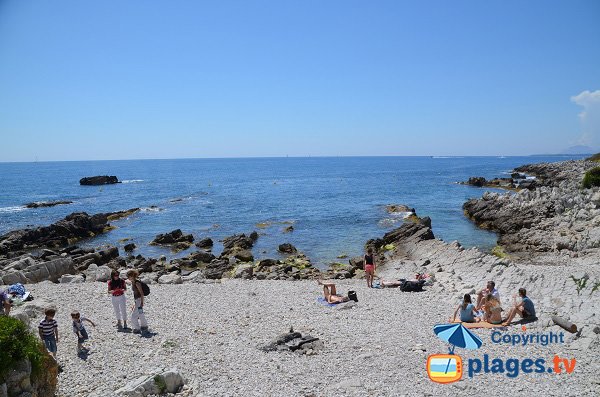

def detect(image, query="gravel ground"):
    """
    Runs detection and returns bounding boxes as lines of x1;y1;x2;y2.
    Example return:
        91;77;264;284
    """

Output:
21;278;598;397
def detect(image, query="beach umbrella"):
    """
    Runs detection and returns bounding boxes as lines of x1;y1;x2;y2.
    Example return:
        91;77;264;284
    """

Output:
433;323;482;351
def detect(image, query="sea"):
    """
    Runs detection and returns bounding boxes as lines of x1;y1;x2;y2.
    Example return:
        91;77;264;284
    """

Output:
0;155;588;268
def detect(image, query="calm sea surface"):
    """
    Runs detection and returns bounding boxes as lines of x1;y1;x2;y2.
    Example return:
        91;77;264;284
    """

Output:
0;156;587;267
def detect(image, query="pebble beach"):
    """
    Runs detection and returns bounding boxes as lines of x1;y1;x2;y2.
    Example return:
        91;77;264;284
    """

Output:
20;276;599;397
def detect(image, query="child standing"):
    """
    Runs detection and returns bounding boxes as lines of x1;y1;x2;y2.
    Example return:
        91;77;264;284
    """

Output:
107;270;129;330
71;311;95;353
38;308;58;359
127;269;148;334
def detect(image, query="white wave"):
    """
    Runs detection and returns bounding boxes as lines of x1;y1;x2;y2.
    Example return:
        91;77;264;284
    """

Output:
141;206;163;212
0;205;26;213
121;179;144;183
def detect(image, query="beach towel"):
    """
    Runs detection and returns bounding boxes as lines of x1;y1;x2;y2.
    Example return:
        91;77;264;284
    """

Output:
317;297;339;307
316;297;356;309
452;320;505;329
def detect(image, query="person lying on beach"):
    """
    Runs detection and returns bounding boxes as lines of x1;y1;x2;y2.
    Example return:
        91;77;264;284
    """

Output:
376;279;403;288
502;288;536;326
483;294;503;324
450;294;480;323
476;280;499;310
317;280;350;304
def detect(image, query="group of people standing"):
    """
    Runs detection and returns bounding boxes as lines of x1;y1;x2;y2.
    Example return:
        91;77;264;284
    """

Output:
451;280;536;326
36;269;151;359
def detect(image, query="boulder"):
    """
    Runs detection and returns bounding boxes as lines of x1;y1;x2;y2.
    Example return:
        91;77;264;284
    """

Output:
204;259;234;279
278;243;297;254
186;250;216;264
25;200;73;208
465;177;487;187
233;249;254;262
59;274;85;283
79;175;120;185
124;243;136;252
115;368;185;396
181;271;205;283
221;233;254;257
150;229;194;246
233;264;254;279
158;273;183;284
385;204;415;213
195;238;213;249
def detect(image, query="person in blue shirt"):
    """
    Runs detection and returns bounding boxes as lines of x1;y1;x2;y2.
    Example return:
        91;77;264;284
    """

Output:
503;288;536;326
451;294;479;323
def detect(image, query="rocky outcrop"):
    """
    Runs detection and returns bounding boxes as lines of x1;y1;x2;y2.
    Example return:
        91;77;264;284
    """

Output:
195;238;213;249
79;176;119;185
24;200;73;208
115;368;185;396
150;230;194;253
464;159;600;257
0;209;138;255
220;233;257;261
277;243;297;254
2;354;58;397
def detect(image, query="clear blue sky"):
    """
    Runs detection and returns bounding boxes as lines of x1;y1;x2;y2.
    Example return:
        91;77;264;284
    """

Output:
1;0;599;161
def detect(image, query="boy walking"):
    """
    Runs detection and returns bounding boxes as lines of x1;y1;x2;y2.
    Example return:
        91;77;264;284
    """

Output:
71;311;96;353
38;308;58;359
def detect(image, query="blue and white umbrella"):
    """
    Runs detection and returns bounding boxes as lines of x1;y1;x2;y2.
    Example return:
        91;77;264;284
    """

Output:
434;323;482;353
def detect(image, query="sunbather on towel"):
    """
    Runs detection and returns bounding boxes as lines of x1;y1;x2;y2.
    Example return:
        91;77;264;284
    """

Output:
502;288;536;326
483;294;503;324
318;280;349;304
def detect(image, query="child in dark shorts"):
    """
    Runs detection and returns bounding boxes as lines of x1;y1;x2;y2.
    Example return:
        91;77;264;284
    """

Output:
71;311;96;353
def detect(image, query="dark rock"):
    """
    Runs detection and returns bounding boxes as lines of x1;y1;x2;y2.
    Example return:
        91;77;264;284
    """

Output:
25;200;73;208
150;229;194;245
465;177;487;187
204;259;234;279
40;249;59;260
124;243;136;252
260;328;322;353
222;234;254;251
0;210;137;255
249;231;259;241
79;175;120;185
186;250;216;264
195;237;214;249
386;204;415;213
349;256;364;270
234;249;254;262
278;243;297;254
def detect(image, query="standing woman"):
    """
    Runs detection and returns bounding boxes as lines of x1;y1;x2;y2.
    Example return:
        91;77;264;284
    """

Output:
107;270;129;330
364;248;376;288
127;269;148;334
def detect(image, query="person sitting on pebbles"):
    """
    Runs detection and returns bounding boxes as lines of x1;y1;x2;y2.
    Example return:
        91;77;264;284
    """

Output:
483;294;503;324
450;294;480;323
318;280;350;304
475;280;500;310
502;288;536;326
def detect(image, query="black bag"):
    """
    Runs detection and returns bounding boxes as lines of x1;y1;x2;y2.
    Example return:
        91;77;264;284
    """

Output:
400;280;425;292
139;280;150;296
347;290;358;302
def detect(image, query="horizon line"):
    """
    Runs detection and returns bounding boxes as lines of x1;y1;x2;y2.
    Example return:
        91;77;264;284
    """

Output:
0;153;594;164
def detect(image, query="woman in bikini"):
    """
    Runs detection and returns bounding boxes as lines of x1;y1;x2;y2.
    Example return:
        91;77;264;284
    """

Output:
318;280;350;304
483;294;503;324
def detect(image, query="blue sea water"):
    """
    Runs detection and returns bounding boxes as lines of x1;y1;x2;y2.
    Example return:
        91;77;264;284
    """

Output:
0;155;587;267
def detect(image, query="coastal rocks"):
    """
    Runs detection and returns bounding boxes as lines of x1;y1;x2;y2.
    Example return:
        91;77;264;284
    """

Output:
79;175;120;185
0;209;138;255
124;243;136;252
25;200;73;208
219;233;257;261
232;263;254;279
386;204;415;214
195;238;213;249
1;257;75;284
83;264;112;282
59;274;85;283
463;159;600;256
184;250;216;265
253;255;320;281
115;368;186;396
278;243;297;254
260;328;322;354
203;259;234;279
158;273;183;284
150;229;194;253
2;354;58;397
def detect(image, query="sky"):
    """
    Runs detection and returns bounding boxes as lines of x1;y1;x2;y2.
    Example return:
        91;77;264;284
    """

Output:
0;0;599;161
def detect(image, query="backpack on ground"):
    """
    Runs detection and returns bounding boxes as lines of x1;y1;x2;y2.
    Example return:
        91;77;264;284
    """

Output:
400;279;425;292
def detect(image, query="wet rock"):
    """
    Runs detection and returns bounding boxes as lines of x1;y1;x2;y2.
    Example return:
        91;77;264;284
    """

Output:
278;243;297;254
195;238;213;249
25;200;73;208
79;175;119;185
150;229;194;246
124;243;136;252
